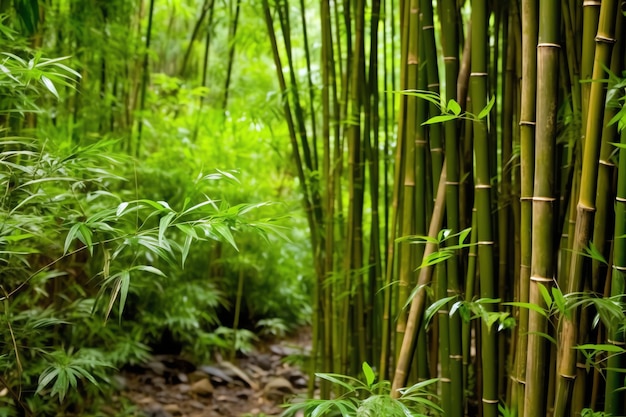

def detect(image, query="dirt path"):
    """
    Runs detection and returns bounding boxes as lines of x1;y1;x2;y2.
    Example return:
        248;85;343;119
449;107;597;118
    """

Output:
108;332;310;417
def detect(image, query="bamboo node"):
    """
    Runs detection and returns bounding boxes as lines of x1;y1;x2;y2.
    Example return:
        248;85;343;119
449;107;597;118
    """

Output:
449;354;463;359
560;372;577;380
475;184;491;189
616;196;626;203
431;147;443;153
440;378;451;382
470;72;489;77
519;120;536;127
532;196;556;202
577;202;596;212
612;265;626;272
446;181;460;185
607;339;626;346
422;25;434;30
595;35;616;44
482;398;499;404
427;83;440;89
443;57;457;62
530;275;554;283
583;0;602;6
519;196;533;201
537;42;561;49
477;241;495;246
576;362;587;370
599;159;614;167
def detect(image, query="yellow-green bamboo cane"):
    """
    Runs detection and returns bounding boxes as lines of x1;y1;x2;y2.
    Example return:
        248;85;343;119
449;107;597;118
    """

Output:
470;2;498;416
554;1;619;416
514;1;537;415
391;159;447;396
523;1;560;415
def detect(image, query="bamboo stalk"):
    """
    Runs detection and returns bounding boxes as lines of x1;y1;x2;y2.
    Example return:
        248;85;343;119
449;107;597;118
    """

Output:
391;159;447;397
514;1;538;415
554;1;619;416
438;1;464;414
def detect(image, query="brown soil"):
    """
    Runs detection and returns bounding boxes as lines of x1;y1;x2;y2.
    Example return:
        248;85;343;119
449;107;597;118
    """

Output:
104;330;311;417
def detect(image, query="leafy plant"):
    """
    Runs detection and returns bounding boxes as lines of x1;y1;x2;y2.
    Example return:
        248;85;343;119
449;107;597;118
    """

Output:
282;362;441;417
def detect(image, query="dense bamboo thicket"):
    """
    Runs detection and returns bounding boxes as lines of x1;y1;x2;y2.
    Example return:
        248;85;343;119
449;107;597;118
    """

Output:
2;0;626;415
264;0;626;415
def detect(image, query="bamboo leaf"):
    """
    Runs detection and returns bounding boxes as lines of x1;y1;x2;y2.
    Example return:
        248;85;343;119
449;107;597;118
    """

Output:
423;295;456;326
118;270;130;319
78;223;93;256
116;202;130;217
158;211;177;245
527;331;557;345
211;222;238;250
584;241;608;265
422;114;458;125
64;223;82;254
362;362;375;387
40;75;59;99
133;265;166;277
504;302;548;318
552;287;567;316
447;99;462;115
477;95;496;119
574;344;626;353
538;283;553;309
458;227;472;245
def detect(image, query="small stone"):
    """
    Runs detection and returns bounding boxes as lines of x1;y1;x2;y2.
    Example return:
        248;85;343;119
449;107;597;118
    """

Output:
188;400;205;410
191;378;214;396
162;404;182;415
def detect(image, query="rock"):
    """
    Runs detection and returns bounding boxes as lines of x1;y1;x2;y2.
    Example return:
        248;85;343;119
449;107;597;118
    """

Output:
253;353;274;370
198;365;233;384
176;372;189;383
262;376;295;402
291;377;308;388
269;344;302;356
146;361;167;375
188;400;205;410
144;404;173;417
188;370;211;384
218;361;259;390
162;404;182;415
190;378;214;396
263;376;294;394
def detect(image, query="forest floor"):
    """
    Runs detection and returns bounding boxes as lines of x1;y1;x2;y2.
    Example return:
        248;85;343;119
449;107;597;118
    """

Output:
106;330;311;417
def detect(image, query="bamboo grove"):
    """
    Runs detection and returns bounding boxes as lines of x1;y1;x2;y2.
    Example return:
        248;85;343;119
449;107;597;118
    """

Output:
3;0;626;415
263;0;626;416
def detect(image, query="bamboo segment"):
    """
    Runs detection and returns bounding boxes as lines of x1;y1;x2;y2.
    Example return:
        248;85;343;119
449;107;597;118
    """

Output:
554;1;619;416
524;1;561;412
515;2;538;414
470;2;498;416
394;0;420;368
439;1;464;414
391;160;447;396
605;120;626;417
